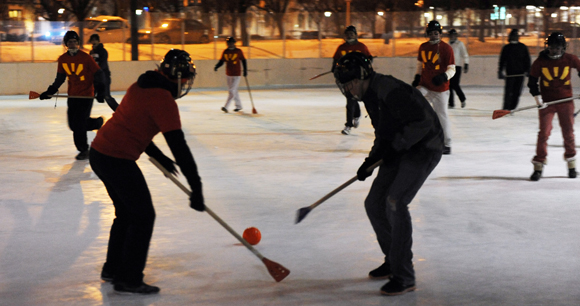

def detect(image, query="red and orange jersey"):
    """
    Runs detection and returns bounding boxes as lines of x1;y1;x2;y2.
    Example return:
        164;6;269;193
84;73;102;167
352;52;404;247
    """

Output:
56;50;101;96
332;42;371;61
417;41;455;92
220;48;246;76
530;53;580;102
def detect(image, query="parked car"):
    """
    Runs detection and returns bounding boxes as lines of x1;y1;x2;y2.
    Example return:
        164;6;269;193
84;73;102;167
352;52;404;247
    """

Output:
548;22;580;39
50;15;130;45
3;21;27;42
137;18;213;44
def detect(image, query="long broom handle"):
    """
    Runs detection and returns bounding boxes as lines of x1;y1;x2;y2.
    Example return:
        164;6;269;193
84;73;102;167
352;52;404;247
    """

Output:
244;76;255;109
512;96;579;114
149;157;265;260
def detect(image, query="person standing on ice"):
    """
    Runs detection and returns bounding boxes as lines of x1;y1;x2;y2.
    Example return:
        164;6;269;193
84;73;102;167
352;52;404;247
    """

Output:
89;33;119;110
90;49;205;294
38;30;106;160
498;29;531;110
447;29;469;109
331;25;372;135
527;32;580;181
215;37;247;113
333;52;443;296
412;20;455;155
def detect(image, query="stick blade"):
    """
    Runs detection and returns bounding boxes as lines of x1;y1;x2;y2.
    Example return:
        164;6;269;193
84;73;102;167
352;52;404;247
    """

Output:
492;109;511;119
295;207;311;224
252;107;258;114
29;91;40;99
262;257;290;282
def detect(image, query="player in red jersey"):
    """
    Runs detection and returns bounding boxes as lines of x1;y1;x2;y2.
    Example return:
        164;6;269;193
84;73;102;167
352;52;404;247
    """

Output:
332;25;372;135
90;49;203;294
39;31;106;160
527;32;580;181
215;37;247;113
412;20;455;155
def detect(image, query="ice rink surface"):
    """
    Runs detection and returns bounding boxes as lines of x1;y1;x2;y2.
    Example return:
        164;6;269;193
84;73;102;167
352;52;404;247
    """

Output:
0;85;579;306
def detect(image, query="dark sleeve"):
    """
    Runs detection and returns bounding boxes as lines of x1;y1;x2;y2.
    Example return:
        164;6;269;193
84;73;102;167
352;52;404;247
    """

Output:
523;45;531;72
242;59;247;73
50;72;66;89
215;60;224;69
94;69;105;89
389;85;434;151
498;47;505;72
163;129;201;188
144;141;166;160
527;76;540;96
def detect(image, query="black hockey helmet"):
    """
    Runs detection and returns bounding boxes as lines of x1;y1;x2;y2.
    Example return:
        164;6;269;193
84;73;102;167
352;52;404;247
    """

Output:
89;34;100;42
334;52;373;84
425;20;442;34
227;37;236;43
63;30;80;45
546;32;566;48
509;29;519;41
344;25;357;35
448;29;457;36
160;49;196;98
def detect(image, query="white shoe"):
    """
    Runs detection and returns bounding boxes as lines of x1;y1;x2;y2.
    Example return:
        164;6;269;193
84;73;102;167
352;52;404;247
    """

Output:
353;117;360;128
341;126;351;135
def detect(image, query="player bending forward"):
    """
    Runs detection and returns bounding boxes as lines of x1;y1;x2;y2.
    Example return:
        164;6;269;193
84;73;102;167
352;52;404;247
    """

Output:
527;32;580;181
333;52;443;296
90;49;205;294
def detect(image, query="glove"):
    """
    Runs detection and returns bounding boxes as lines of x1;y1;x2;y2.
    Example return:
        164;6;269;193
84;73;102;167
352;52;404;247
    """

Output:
498;71;505;79
534;95;547;109
94;83;105;103
463;64;469;73
357;158;378;181
243;70;247;77
214;65;219;72
432;73;448;86
157;155;177;175
189;183;205;212
411;74;421;87
39;85;58;100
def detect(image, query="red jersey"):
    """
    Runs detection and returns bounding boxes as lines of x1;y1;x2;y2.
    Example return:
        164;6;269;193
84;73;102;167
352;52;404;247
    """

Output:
332;41;371;61
220;48;246;76
417;41;455;92
91;78;182;161
530;53;580;102
56;50;101;96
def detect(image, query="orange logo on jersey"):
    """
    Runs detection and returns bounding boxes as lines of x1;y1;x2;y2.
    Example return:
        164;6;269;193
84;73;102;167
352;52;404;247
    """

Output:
225;53;238;65
420;50;440;70
61;63;85;81
340;50;361;57
541;66;570;87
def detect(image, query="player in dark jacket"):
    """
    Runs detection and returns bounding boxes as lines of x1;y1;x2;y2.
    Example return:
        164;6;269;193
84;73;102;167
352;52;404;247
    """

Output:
498;29;531;110
89;34;119;110
333;52;443;296
90;49;203;294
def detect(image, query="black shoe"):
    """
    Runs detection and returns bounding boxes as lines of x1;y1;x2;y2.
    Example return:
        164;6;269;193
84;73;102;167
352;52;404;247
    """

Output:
234;108;242;112
101;270;114;282
461;101;466;108
369;262;392;280
443;146;451;155
114;282;160;294
530;170;542;181
221;107;228;113
75;149;90;160
569;168;577;178
380;278;416;296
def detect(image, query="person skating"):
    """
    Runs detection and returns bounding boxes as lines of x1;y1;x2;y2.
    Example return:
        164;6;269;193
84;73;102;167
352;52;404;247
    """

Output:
333;52;443;296
499;29;531;110
527;32;580;181
412;20;455;154
331;25;372;135
89;33;119;110
39;30;106;160
215;37;247;113
447;29;469;109
90;49;204;294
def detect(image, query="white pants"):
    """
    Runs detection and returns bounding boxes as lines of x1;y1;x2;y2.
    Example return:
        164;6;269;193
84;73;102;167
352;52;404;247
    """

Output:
418;86;452;147
224;76;242;109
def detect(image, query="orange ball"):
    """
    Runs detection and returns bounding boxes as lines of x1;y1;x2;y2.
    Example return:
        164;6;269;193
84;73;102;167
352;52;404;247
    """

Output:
243;227;261;245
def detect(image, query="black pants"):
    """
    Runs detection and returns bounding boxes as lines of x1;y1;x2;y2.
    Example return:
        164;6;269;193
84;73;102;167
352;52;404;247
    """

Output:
364;150;442;286
90;148;156;285
103;70;119;110
503;76;525;110
345;97;361;127
448;67;465;107
67;98;100;152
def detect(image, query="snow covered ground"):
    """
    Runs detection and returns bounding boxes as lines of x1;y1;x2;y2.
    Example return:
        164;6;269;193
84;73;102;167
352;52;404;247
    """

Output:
0;85;579;305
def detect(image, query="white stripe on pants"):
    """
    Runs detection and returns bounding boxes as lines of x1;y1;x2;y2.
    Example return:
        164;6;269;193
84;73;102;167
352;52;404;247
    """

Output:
417;86;451;147
224;76;242;109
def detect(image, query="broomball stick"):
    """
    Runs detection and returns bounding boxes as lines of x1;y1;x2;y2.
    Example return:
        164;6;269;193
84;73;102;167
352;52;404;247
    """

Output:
149;157;290;282
308;71;332;80
492;96;580;119
29;91;93;100
295;160;383;224
244;76;258;114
